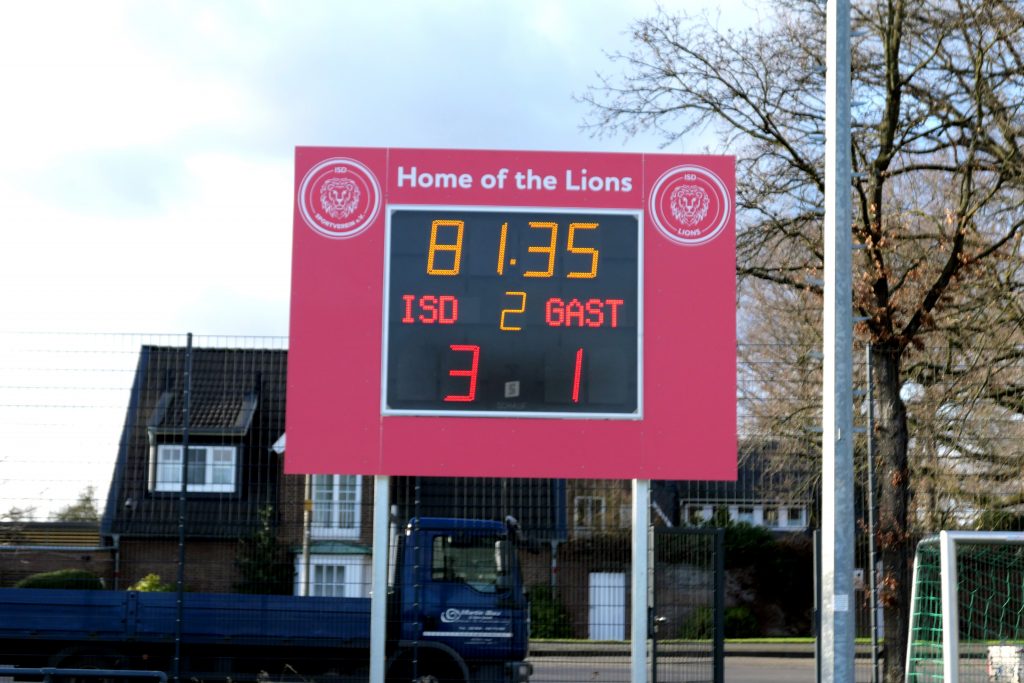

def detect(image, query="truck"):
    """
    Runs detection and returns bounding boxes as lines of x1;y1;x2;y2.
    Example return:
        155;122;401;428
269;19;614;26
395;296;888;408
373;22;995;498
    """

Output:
0;517;533;683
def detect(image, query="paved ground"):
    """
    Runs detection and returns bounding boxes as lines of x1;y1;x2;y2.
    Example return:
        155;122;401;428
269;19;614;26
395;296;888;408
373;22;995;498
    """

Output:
529;656;820;683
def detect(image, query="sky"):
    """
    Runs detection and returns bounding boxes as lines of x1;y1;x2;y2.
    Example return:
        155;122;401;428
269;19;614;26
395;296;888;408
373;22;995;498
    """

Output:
0;1;753;516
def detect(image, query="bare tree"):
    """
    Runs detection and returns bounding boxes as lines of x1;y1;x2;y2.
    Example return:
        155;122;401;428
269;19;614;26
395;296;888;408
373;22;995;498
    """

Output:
583;2;1024;680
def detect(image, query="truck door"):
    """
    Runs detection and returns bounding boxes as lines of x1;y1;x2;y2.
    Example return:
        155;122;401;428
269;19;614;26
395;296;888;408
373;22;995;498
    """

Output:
420;532;526;661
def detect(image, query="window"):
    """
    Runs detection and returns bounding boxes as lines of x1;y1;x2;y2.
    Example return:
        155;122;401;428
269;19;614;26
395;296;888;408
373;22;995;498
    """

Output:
574;496;606;533
151;445;237;492
618;504;632;529
735;506;755;524
786;506;807;527
294;555;370;597
764;507;780;527
431;534;509;593
311;475;362;539
313;563;345;597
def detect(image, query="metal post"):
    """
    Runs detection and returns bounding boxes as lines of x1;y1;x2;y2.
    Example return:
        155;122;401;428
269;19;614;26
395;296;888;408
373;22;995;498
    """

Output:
173;333;193;683
369;475;390;683
713;528;725;683
865;343;879;683
631;479;650;683
939;531;959;683
301;474;312;596
823;0;855;680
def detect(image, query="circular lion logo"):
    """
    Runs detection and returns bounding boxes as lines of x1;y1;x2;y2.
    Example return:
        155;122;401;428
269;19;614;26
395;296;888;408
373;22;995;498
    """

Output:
649;165;731;246
319;177;361;220
298;157;381;240
670;185;710;227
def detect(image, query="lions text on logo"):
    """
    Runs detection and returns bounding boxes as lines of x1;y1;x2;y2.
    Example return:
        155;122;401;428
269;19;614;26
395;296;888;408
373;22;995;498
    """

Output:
298;157;381;239
649;165;730;246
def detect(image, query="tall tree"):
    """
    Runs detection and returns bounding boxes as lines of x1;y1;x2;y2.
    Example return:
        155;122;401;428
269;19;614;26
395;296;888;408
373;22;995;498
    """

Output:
583;2;1024;680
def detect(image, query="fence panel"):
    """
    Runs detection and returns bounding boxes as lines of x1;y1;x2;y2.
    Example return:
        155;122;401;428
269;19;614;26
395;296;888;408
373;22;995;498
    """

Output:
4;331;1022;682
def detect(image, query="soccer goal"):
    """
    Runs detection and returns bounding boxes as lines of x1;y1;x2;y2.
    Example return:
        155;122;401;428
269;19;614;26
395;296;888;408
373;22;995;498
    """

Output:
906;531;1024;683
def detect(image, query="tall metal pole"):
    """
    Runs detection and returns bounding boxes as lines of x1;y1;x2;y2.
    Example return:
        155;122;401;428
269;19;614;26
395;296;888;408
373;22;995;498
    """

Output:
822;0;855;681
173;333;193;683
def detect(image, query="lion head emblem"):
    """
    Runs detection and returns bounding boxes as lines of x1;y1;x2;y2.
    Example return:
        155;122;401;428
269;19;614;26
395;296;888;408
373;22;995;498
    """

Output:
670;185;710;227
319;177;361;220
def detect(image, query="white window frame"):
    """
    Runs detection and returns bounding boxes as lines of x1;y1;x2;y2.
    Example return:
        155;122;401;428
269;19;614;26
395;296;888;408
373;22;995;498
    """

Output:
311;474;363;540
618;503;632;529
574;495;606;533
735;505;756;524
763;506;780;527
293;554;370;598
151;444;237;493
785;506;807;528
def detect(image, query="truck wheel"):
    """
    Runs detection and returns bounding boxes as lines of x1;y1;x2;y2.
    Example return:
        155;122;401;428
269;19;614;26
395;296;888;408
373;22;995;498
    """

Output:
50;647;126;683
387;655;462;683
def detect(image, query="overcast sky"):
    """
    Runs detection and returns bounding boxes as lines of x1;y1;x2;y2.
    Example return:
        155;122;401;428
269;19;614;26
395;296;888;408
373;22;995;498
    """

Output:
0;0;753;338
0;1;754;516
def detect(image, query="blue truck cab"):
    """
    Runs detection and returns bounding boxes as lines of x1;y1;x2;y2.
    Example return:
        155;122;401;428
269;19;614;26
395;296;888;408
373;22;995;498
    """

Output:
390;517;532;682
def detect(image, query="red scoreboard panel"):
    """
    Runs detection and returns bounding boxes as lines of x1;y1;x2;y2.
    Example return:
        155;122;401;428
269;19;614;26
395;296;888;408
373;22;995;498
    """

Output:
286;147;736;480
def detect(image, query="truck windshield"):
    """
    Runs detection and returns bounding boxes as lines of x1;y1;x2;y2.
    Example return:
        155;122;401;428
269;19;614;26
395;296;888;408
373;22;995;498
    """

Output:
431;534;511;593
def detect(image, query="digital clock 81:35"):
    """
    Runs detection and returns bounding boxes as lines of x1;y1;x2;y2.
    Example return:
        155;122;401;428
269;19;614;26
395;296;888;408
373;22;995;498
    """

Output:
383;207;641;419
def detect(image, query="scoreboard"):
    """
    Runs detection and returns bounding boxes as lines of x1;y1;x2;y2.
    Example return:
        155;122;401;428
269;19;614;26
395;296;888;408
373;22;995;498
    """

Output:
286;147;736;480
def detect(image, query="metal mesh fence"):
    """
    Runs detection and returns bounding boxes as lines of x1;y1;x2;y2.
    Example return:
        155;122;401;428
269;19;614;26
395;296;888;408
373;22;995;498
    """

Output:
1;331;1022;682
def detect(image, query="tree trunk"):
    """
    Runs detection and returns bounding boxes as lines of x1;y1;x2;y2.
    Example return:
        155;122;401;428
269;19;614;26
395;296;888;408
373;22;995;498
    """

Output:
872;344;911;683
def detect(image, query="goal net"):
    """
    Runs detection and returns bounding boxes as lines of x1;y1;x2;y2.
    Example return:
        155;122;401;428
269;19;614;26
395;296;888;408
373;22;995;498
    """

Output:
906;531;1024;683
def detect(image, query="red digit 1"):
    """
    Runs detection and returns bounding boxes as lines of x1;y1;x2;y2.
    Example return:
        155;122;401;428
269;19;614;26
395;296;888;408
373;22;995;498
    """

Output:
572;348;583;403
445;344;480;402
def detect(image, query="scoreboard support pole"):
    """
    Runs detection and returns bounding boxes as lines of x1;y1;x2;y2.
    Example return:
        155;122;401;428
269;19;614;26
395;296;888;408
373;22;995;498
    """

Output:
370;475;390;683
632;478;650;683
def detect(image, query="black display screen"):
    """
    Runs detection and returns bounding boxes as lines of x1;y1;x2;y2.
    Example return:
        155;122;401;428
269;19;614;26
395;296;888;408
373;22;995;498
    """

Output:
383;208;640;417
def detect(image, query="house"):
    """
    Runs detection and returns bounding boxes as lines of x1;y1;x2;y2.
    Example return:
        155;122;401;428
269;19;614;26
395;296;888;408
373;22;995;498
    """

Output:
676;440;816;533
101;344;293;593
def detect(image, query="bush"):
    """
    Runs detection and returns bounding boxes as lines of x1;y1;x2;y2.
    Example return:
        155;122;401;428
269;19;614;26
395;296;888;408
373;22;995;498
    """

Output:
724;605;759;638
15;569;103;590
723;523;776;569
528;585;573;638
679;606;714;639
130;573;173;592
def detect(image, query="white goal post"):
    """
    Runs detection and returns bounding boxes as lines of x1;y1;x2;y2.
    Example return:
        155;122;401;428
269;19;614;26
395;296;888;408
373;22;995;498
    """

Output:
906;531;1024;683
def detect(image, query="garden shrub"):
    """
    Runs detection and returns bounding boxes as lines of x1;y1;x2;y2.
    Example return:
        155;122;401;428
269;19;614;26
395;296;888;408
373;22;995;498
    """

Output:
15;568;103;589
528;585;573;638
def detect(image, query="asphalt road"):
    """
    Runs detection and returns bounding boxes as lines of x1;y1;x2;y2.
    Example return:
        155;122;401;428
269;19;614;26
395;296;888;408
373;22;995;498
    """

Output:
529;656;822;683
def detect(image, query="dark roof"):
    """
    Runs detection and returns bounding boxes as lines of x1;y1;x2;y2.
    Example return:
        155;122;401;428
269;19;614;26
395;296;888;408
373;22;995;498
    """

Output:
675;440;817;504
145;348;268;434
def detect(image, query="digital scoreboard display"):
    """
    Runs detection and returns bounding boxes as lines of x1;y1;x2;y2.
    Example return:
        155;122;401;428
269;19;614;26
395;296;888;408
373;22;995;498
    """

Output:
286;147;737;481
384;208;640;417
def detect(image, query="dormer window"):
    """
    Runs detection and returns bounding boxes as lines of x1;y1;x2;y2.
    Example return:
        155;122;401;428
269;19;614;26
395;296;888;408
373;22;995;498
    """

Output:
150;444;238;493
